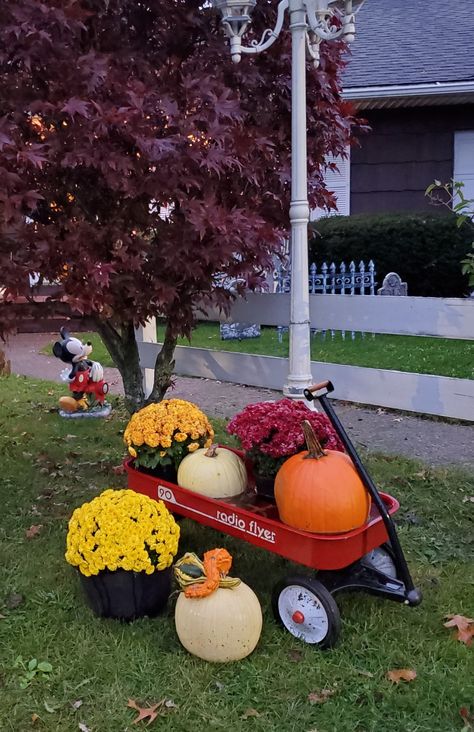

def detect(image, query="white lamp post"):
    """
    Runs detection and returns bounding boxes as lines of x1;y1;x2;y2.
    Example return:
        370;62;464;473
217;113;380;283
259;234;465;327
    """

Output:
210;0;365;398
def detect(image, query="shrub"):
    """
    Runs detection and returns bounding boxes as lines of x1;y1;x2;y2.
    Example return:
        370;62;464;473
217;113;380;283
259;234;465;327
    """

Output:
309;212;474;297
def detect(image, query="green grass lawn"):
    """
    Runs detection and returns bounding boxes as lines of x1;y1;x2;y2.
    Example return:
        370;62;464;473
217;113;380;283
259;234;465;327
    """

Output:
46;323;474;379
1;377;473;730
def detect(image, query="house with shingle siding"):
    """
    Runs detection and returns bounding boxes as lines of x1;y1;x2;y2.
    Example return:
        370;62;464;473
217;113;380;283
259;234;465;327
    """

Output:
321;0;474;217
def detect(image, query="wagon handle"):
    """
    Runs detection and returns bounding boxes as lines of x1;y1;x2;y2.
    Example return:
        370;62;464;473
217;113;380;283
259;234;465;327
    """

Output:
303;380;334;401
308;383;421;605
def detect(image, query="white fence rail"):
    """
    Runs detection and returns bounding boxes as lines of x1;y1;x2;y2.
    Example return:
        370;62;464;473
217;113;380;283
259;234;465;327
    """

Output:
137;344;474;421
205;293;474;340
137;294;474;421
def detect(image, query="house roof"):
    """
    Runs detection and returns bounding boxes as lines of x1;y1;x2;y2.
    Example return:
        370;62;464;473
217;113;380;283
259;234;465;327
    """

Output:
342;0;474;90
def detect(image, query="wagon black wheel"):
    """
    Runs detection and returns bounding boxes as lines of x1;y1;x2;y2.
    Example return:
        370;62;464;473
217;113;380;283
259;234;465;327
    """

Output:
272;576;341;649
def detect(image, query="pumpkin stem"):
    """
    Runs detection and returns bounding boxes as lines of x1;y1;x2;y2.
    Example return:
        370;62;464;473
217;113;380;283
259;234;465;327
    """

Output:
302;420;326;459
204;443;219;458
174;550;240;598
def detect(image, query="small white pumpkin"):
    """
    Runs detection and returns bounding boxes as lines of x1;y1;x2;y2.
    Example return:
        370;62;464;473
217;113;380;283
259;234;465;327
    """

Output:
175;582;263;662
177;445;247;498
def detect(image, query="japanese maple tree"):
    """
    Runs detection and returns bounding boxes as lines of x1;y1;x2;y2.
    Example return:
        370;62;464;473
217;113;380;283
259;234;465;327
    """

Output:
0;0;361;411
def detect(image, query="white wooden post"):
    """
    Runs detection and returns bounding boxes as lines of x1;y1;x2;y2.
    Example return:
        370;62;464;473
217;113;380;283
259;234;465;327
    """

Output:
135;318;157;398
283;0;313;399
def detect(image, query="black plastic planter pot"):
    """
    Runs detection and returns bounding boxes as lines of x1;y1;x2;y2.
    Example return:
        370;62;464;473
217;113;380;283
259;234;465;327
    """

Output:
79;567;172;621
131;462;178;484
254;473;276;501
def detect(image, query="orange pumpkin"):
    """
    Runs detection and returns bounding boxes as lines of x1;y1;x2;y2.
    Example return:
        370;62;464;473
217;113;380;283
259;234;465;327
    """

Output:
274;420;371;534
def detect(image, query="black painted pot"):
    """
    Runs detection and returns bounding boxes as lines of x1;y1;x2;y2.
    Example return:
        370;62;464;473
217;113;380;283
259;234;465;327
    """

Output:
134;462;178;484
79;567;172;621
254;472;276;501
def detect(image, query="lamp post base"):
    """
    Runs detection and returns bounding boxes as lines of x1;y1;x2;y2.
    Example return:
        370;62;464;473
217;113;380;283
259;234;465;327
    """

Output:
283;380;318;409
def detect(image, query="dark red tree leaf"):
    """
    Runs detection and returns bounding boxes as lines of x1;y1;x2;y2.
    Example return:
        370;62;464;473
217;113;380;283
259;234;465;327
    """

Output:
61;98;91;119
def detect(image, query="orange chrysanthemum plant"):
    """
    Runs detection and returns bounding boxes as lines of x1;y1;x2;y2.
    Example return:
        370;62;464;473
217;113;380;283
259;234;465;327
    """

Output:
124;399;214;472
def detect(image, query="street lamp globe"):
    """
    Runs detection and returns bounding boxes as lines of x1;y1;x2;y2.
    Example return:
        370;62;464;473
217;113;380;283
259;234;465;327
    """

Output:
212;0;257;62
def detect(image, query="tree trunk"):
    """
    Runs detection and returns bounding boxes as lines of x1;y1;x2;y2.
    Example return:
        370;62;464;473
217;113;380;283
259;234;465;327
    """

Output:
146;319;177;405
94;316;178;413
94;317;145;414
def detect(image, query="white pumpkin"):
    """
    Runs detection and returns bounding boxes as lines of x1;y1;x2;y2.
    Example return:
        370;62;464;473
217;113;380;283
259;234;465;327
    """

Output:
177;445;247;498
175;582;263;662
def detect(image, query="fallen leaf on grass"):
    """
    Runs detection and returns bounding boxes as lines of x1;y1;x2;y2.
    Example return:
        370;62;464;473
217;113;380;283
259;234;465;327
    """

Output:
444;615;474;646
241;708;262;719
71;699;83;710
308;689;335;704
43;700;59;713
386;669;417;684
127;698;176;725
462;496;474;504
38;489;54;500
400;511;422;526
355;669;374;678
25;524;43;539
128;699;160;725
5;593;24;609
460;707;474;730
31;713;40;724
414;470;428;480
288;648;303;663
78;723;91;732
111;464;126;475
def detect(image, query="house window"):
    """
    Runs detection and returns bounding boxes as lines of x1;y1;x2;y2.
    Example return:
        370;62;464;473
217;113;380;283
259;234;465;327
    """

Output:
311;148;351;221
454;131;474;205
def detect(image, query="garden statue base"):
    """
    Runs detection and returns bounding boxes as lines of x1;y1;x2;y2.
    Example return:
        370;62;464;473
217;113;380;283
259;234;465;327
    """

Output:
80;567;172;621
59;403;112;419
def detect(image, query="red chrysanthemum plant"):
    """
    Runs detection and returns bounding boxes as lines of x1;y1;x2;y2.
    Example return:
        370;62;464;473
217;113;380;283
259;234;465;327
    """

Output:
226;399;344;479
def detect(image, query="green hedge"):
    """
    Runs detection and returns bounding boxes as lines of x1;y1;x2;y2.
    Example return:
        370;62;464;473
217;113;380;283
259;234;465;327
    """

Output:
309;212;474;297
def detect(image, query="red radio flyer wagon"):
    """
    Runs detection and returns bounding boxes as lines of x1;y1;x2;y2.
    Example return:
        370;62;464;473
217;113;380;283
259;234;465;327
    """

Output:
126;381;422;649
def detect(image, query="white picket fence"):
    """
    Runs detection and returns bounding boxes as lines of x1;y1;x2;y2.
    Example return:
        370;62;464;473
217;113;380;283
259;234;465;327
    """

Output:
136;294;474;421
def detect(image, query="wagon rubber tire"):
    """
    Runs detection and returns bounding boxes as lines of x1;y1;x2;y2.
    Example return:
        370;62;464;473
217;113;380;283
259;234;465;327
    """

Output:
272;576;341;649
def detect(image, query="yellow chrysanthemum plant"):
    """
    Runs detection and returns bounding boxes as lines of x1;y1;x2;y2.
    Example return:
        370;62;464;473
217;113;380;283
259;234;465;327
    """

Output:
65;489;180;577
123;399;214;472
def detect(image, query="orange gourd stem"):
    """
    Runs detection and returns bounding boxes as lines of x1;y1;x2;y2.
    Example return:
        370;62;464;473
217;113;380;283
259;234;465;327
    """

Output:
302;420;326;459
184;548;233;598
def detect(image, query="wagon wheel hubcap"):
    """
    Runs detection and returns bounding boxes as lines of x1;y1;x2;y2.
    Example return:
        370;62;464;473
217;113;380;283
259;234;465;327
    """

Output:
278;585;329;643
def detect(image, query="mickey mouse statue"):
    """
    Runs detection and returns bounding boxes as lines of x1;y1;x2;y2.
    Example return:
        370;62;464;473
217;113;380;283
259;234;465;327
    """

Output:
52;327;111;418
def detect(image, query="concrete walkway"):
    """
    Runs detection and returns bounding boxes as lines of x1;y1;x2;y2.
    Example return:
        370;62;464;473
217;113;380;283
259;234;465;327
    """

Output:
4;332;474;470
